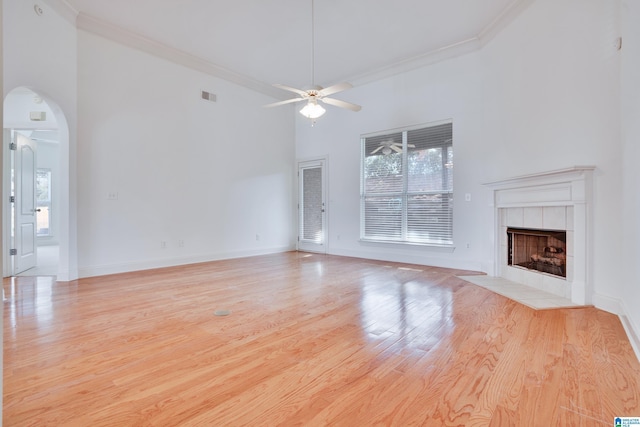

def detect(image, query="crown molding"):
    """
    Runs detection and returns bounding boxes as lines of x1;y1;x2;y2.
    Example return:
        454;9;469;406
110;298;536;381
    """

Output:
75;13;286;100
41;0;534;95
40;0;79;24
478;0;536;46
349;0;535;86
350;37;481;87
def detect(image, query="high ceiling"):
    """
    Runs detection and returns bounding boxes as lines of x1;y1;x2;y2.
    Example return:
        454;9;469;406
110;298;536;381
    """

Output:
61;0;530;95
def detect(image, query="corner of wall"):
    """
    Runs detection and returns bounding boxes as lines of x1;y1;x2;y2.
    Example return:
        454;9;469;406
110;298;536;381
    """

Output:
593;292;640;363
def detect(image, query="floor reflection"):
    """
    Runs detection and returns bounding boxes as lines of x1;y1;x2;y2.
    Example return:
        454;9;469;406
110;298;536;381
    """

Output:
360;267;454;350
4;276;57;337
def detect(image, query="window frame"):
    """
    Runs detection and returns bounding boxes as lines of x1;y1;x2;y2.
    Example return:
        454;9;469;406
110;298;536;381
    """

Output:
360;120;453;247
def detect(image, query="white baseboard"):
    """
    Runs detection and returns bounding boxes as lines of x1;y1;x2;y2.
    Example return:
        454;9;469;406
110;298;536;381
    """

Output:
327;247;483;272
77;245;295;279
620;313;640;364
593;292;640;363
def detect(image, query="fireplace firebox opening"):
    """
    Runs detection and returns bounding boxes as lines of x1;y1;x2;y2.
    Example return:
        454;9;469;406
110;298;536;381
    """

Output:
507;228;567;278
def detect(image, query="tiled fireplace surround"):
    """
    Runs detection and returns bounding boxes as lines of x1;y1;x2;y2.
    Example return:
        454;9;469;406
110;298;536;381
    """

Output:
485;167;595;306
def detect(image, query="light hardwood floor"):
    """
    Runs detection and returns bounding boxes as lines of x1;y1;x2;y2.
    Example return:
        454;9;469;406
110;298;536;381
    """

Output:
3;252;640;426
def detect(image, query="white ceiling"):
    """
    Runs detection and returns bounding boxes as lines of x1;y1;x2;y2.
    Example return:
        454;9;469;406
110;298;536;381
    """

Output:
58;0;531;96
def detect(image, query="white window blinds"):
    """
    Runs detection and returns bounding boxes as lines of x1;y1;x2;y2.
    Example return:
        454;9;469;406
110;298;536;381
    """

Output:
361;122;453;245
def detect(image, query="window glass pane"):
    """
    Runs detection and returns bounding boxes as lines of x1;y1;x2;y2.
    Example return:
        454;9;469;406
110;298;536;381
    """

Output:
363;132;404;194
36;169;51;202
363;196;403;240
36;169;52;237
408;147;443;192
407;193;453;244
301;167;323;242
361;122;453;245
445;146;454;191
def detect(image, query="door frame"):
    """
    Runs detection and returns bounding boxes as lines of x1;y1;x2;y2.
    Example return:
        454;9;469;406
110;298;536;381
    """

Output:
297;157;328;254
3;87;73;280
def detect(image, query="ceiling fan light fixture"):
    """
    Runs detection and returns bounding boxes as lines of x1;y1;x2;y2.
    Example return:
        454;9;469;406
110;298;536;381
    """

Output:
299;99;326;119
382;147;392;155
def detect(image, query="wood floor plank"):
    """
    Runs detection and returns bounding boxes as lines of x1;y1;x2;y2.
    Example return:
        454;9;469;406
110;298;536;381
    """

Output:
3;252;640;426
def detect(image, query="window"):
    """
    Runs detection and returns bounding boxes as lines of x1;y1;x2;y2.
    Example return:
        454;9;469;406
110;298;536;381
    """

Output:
36;168;52;237
361;122;453;245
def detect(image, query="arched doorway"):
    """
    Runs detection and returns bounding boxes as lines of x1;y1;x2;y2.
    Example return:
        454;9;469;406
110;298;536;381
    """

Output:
3;87;71;280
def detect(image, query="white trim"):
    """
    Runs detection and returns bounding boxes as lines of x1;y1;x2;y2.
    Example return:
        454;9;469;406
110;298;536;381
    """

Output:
361;118;454;139
477;0;536;46
592;292;640;363
485;166;596;305
297;157;328;254
350;0;534;86
329;246;481;272
620;313;640;364
40;0;79;25
2;130;11;277
77;245;295;279
75;13;285;100
42;0;533;95
350;38;481;86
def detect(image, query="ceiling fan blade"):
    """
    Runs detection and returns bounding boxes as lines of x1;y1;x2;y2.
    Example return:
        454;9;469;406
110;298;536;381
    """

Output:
321;97;362;112
273;84;308;97
371;146;384;154
407;143;416;148
264;98;305;108
390;145;403;153
318;82;353;97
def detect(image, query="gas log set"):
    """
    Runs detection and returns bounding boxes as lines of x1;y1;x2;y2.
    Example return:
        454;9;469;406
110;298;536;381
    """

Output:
507;228;567;278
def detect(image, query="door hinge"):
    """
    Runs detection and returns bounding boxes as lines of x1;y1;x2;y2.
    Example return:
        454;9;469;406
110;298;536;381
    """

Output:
9;196;15;203
10;249;17;256
9;142;17;151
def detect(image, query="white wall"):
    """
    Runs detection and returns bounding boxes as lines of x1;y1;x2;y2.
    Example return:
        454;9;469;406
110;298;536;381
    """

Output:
620;0;640;354
297;51;488;271
296;0;625;309
481;0;623;312
4;90;58;130
3;0;77;280
3;90;61;246
76;31;296;276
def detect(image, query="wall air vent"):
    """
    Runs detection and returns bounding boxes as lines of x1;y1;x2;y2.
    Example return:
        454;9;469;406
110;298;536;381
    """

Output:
201;91;217;102
30;111;46;121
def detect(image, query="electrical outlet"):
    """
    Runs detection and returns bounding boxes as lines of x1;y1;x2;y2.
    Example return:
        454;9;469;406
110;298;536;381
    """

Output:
107;191;118;200
160;241;166;249
178;240;184;248
465;193;471;202
256;234;260;241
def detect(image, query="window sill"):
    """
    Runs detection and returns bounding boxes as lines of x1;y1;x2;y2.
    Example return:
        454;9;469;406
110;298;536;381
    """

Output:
359;238;456;253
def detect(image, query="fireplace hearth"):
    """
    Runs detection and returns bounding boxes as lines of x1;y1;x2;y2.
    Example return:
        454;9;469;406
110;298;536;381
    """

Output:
484;166;595;305
507;228;566;278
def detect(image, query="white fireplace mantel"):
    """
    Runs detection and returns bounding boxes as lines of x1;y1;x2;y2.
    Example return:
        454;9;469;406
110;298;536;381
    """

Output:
484;166;595;305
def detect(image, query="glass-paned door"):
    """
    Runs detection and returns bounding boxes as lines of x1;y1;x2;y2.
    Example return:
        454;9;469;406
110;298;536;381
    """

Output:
298;159;326;253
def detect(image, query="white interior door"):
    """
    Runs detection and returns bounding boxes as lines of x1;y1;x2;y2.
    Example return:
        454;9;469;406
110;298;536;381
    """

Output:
14;132;38;274
298;159;326;253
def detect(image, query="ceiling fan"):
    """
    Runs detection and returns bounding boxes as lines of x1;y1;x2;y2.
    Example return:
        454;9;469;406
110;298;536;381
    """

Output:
371;140;415;155
264;0;361;121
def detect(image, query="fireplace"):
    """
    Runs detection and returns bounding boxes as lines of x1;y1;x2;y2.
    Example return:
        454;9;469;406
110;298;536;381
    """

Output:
507;228;566;278
484;166;595;305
